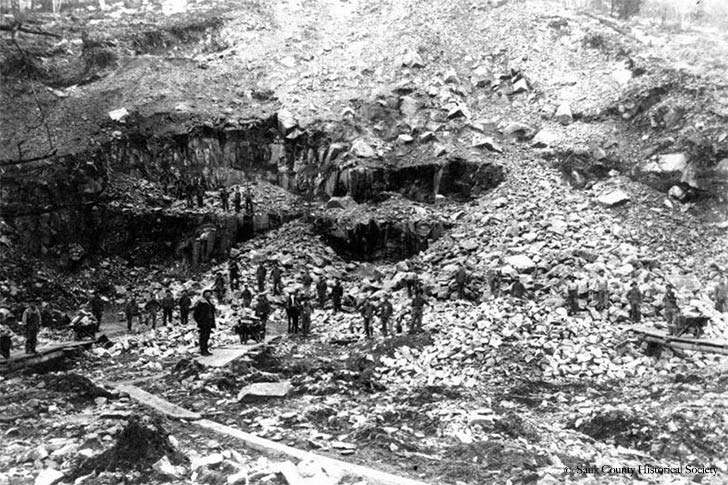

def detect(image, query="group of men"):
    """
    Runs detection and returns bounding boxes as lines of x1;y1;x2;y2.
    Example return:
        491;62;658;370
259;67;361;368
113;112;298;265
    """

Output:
218;185;255;214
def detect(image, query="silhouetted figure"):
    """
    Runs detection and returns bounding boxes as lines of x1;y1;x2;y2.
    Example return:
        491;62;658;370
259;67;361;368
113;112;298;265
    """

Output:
193;290;216;356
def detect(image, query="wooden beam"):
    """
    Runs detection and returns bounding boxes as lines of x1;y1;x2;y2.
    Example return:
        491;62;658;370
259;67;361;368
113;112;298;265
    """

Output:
196;419;433;485
115;384;201;421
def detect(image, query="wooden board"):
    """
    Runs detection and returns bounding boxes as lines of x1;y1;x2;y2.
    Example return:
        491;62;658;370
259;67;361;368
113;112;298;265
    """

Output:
629;326;728;355
115;384;201;420
197;419;433;485
0;340;95;372
194;336;280;368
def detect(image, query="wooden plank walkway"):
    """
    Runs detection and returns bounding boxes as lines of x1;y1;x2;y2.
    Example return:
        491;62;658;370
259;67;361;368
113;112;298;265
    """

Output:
194;336;280;368
0;340;96;372
629;325;728;355
114;384;201;420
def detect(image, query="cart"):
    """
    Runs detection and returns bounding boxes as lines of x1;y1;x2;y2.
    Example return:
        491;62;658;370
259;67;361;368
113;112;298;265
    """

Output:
234;315;266;343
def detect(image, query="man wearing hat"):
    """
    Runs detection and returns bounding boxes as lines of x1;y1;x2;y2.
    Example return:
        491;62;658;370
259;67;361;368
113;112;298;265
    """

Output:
22;302;42;354
627;281;643;323
193;289;216;356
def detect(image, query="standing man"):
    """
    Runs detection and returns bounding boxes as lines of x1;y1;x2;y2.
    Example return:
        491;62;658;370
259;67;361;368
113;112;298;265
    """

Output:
301;299;313;336
511;277;526;299
286;290;300;334
196;183;205;208
220;186;230;212
245;186;254;214
627;281;643;323
405;272;418;297
124;294;140;332
145;294;160;329
455;264;468;300
193;289;216;356
186;181;195;209
22;302;42;354
663;283;679;327
241;285;253;308
255;293;271;328
595;270;610;311
379;293;393;336
233;189;242;213
89;291;105;332
256;262;267;293
229;259;240;291
361;298;375;338
410;290;426;334
302;271;313;293
160;289;175;327
179;289;192;326
566;277;579;316
271;262;283;296
713;277;727;313
332;279;344;314
316;278;328;308
214;273;226;303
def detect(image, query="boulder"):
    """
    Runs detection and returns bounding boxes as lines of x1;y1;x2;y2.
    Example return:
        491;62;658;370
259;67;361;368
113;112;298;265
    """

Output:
512;78;529;93
237;381;293;401
277;109;297;134
597;190;630;207
472;136;503;153
34;469;64;485
399;96;420;119
668;185;686;201
397;134;414;144
502;121;533;137
504;255;536;272
532;129;559;148
444;70;460;84
401;49;425;68
554;103;573;125
326;196;358;210
646;153;688;173
350;140;376;158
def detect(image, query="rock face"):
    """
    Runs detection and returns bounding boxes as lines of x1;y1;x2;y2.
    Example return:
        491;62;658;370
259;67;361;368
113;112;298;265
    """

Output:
597;189;630;207
637;153;689;191
313;216;449;262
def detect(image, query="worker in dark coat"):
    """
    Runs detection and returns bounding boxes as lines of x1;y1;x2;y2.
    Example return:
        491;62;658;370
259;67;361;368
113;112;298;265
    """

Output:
145;295;160;329
241;286;253;308
714;278;728;313
301;299;313;336
22;303;42;354
302;272;313;292
663;283;678;326
214;273;226;302
566;277;579;315
256;262;267;293
229;259;240;291
196;184;205;208
379;294;393;336
316;278;327;308
178;290;192;326
331;279;344;313
124;294;140;332
220;186;229;212
233;189;242;213
627;281;643;323
455;265;468;300
410;292;426;334
186;182;195;209
160;289;175;326
361;298;375;338
271;263;282;296
487;268;502;298
245;186;254;214
193;290;216;356
89;291;104;332
286;290;300;334
255;293;271;326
